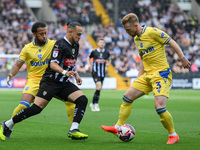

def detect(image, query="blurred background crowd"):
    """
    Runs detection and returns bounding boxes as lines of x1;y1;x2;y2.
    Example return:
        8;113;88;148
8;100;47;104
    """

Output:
0;0;200;78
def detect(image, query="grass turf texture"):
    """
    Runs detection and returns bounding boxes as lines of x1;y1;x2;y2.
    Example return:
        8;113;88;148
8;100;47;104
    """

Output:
0;89;199;150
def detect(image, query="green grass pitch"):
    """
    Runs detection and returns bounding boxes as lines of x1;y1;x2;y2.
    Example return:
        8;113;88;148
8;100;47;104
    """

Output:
0;89;199;150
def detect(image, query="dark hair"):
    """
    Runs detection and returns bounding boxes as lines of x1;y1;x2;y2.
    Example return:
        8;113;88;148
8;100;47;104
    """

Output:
66;22;82;30
31;22;47;33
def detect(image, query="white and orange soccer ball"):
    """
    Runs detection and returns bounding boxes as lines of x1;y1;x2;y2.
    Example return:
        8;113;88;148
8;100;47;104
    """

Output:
117;124;135;142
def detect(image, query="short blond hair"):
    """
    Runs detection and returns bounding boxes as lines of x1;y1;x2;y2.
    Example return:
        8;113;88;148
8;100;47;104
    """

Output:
121;13;139;26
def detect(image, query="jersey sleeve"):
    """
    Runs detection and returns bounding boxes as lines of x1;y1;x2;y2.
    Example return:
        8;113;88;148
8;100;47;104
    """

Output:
107;51;110;59
150;28;171;44
89;50;94;58
18;46;27;63
50;42;63;64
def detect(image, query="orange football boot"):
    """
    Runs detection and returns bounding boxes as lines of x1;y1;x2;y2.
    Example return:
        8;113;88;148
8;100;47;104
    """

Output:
101;124;118;135
166;134;179;144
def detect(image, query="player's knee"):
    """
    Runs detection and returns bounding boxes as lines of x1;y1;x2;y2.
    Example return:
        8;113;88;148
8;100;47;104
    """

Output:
75;95;88;106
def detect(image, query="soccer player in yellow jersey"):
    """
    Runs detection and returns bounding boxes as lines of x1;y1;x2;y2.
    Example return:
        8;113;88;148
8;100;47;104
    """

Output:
5;22;75;139
101;13;191;144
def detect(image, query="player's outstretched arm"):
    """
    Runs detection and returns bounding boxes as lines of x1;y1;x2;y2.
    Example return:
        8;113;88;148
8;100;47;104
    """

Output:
168;39;191;69
7;61;23;86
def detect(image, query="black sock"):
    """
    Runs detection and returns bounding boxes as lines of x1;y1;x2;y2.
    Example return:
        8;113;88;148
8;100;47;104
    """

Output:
12;104;43;124
92;90;100;104
73;95;88;123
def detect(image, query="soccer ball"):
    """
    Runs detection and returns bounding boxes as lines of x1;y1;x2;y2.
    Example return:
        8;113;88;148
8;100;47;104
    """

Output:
117;124;135;142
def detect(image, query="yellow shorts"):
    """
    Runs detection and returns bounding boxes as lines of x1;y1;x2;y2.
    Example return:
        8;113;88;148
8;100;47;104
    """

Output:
131;69;172;98
22;79;40;97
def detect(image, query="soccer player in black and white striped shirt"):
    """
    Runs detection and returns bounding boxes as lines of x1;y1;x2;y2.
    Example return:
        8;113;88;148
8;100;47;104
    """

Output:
87;39;111;111
0;22;88;140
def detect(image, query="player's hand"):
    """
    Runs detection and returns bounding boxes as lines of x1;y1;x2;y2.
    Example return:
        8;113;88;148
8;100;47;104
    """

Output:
7;74;13;86
75;75;82;85
180;56;191;69
66;71;76;77
88;66;92;72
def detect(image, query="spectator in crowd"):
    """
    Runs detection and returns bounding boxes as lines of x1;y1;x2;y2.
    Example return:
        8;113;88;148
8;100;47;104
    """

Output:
1;0;200;77
194;55;200;70
190;60;199;72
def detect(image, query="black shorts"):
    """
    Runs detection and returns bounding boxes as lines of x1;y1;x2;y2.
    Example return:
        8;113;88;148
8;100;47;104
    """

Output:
36;79;80;101
92;72;105;83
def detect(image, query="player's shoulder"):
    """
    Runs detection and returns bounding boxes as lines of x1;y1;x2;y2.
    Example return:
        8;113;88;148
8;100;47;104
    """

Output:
47;39;56;44
92;49;98;53
149;27;163;33
22;41;35;50
55;38;68;47
104;49;110;54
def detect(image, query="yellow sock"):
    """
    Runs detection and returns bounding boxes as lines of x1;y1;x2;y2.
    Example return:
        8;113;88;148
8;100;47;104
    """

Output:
64;101;75;125
156;107;175;134
116;95;133;126
11;100;31;118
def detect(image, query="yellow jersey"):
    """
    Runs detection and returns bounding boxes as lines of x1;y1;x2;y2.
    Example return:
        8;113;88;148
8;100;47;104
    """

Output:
134;25;171;73
18;39;56;80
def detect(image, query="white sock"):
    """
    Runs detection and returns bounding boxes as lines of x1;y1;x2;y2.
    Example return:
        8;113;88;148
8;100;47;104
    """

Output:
115;124;120;130
169;132;177;136
70;122;79;131
5;119;14;131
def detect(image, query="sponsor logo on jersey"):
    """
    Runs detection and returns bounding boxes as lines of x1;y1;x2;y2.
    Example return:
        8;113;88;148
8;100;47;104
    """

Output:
140;46;154;56
53;51;58;58
30;59;49;66
95;59;106;63
64;58;76;66
38;54;42;59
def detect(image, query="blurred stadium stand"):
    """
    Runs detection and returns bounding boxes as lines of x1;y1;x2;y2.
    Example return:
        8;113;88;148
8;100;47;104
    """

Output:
0;0;200;82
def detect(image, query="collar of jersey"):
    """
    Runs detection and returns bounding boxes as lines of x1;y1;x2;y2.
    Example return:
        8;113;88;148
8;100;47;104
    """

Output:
33;39;48;47
63;36;72;45
97;48;105;52
139;25;147;38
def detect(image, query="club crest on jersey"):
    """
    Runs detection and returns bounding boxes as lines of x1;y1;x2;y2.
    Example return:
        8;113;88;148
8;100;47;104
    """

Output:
72;48;75;54
100;53;103;58
53;51;58;58
38;54;42;59
25;87;29;91
43;91;47;96
140;42;143;48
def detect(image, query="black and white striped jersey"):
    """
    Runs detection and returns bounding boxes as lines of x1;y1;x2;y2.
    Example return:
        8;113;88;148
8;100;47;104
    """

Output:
43;37;79;83
89;48;110;77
